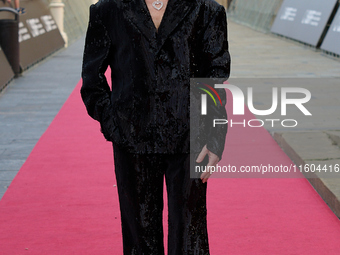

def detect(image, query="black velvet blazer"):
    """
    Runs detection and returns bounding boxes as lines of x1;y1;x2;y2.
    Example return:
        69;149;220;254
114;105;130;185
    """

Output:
81;0;230;158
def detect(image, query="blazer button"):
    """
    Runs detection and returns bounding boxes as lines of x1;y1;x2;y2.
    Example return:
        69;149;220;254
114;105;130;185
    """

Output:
157;58;164;65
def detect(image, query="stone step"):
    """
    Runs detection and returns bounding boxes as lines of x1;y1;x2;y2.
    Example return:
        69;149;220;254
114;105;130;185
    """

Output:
273;131;340;218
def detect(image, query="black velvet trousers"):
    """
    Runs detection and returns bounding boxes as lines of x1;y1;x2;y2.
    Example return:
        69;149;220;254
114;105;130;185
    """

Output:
113;145;210;255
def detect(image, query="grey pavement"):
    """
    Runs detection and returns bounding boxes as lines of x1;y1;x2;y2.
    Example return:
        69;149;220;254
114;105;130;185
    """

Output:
228;22;340;78
0;37;85;199
0;21;340;219
228;22;340;218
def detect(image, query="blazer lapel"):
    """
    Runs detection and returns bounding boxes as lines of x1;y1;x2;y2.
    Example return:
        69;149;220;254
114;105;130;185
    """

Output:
122;0;197;53
156;0;197;54
122;0;158;49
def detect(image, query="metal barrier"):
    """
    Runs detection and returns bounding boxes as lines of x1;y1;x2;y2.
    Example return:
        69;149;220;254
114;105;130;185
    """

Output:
228;0;283;32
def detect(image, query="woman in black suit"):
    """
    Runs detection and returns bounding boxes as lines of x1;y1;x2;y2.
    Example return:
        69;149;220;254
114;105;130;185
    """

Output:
81;0;230;254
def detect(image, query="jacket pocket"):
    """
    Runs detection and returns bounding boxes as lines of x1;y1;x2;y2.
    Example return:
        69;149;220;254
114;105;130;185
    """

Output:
100;103;121;144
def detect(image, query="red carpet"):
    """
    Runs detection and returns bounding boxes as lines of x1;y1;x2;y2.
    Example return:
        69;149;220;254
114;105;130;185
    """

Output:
0;76;339;254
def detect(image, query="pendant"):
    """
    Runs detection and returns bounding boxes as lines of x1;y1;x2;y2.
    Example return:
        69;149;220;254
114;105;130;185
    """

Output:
152;0;164;11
